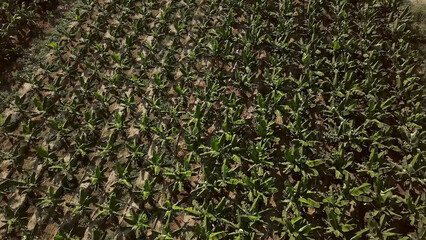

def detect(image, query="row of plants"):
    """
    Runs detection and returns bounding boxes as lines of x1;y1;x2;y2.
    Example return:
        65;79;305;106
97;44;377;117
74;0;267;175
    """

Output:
0;0;424;239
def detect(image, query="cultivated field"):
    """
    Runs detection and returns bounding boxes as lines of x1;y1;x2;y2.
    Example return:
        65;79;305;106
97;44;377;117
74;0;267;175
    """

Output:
0;0;425;239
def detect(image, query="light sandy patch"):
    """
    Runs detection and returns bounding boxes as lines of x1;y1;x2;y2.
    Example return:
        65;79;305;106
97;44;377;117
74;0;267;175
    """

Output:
411;0;426;4
18;83;33;96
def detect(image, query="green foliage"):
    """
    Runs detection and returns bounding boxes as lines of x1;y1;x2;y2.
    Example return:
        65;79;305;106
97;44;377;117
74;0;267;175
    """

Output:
0;0;59;68
0;0;424;239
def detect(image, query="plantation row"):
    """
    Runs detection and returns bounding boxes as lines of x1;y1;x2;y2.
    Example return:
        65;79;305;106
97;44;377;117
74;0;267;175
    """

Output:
0;0;425;239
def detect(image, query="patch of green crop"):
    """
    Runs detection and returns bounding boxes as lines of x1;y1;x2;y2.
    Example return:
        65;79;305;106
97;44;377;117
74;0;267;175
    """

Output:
0;0;425;239
0;0;76;114
0;0;59;67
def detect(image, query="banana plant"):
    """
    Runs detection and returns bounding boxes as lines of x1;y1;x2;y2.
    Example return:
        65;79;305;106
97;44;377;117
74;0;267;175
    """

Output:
134;177;157;201
94;193;120;220
124;209;150;238
272;214;321;240
38;186;64;209
1;206;25;234
86;166;107;186
115;163;135;189
148;151;166;175
98;132;120;159
35;146;56;166
281;146;324;177
70;189;92;216
163;158;192;192
160;200;183;232
185;198;234;239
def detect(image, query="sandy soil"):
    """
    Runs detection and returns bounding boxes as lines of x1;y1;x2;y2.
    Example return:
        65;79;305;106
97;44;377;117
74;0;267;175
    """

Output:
412;0;426;4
